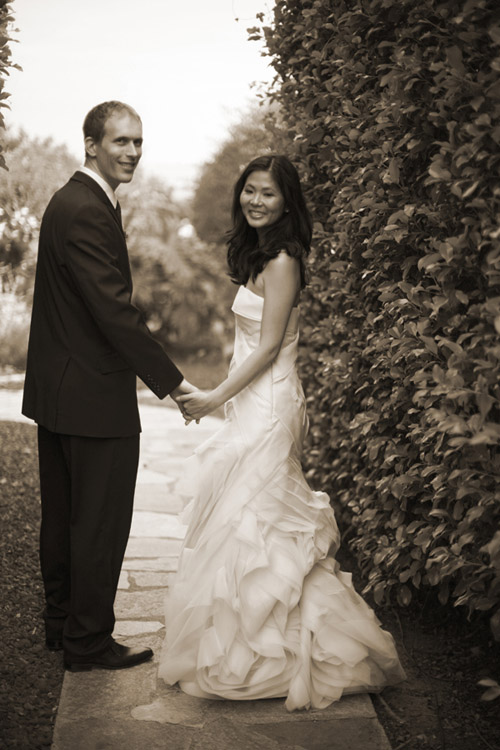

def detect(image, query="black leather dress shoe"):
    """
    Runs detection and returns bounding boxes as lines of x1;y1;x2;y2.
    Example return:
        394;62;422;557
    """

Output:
64;639;153;672
46;638;63;651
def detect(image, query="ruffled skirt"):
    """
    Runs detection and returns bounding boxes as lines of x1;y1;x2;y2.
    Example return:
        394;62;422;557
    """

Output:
158;412;405;711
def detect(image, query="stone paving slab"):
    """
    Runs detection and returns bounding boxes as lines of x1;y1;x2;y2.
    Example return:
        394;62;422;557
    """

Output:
114;588;166;619
133;484;184;513
130;511;186;539
121;557;178;572
54;638;390;749
0;387;392;749
124;537;183;558
129;571;175;588
114;620;164;637
119;570;178;591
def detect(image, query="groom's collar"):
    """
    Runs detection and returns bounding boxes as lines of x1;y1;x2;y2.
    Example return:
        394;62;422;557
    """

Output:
78;166;118;208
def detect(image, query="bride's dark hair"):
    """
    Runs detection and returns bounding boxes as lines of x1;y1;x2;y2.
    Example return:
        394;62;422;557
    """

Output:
226;154;312;289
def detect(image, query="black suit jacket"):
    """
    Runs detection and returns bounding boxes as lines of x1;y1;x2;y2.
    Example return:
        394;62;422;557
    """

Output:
22;171;183;437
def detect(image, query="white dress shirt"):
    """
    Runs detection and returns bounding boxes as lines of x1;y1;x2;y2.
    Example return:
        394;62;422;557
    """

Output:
78;165;118;209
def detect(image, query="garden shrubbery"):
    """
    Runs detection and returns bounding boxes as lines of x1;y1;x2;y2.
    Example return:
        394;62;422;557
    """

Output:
254;0;500;627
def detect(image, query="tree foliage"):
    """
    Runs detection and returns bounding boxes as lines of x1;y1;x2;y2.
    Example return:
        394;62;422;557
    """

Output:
191;106;277;244
0;0;20;170
0;130;78;370
120;175;235;358
255;0;500;626
0;130;78;293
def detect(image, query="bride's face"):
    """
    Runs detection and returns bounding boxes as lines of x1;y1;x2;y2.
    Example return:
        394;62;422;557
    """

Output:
240;171;285;234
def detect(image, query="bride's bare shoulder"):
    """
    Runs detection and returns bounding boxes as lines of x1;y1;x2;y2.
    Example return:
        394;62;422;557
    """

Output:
267;251;299;269
264;252;300;283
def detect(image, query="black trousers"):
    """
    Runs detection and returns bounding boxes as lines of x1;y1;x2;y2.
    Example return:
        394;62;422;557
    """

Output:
37;425;140;657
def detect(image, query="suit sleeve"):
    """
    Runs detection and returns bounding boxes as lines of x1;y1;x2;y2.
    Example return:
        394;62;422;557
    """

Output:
64;201;183;398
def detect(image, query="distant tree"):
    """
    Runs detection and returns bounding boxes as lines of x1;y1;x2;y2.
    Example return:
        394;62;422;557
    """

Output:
191;106;279;245
120;175;235;358
0;129;78;277
0;1;21;170
119;172;180;254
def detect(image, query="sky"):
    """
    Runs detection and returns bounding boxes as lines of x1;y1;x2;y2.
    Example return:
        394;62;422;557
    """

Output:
5;0;275;197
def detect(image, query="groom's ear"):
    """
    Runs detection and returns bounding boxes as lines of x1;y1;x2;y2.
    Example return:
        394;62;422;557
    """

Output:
84;136;97;159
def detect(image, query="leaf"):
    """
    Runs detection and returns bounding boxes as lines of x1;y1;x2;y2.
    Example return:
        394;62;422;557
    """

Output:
446;46;465;75
417;253;443;271
462;181;480;199
478;679;500;688
429;509;450;519
308;127;324;145
438;581;450;605
429;163;451;180
489;26;500;46
397;585;412;606
380;70;395;87
373;582;386;605
388;158;400;183
421;335;438;355
476;391;494;419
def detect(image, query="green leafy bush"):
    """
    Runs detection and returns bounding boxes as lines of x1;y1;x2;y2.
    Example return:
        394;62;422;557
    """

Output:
255;0;500;622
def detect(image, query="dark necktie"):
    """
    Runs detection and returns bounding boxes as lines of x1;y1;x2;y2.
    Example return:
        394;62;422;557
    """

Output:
115;201;123;228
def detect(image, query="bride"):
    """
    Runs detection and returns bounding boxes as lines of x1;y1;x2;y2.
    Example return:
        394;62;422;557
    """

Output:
158;154;405;711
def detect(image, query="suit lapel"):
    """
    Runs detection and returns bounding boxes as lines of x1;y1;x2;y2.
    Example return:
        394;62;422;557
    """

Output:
70;171;133;289
70;171;124;235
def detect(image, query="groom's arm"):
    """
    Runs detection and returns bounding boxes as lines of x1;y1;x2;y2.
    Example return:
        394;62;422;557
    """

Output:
64;200;183;398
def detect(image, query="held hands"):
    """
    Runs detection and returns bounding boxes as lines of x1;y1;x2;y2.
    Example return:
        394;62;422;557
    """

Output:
177;390;219;421
170;379;200;424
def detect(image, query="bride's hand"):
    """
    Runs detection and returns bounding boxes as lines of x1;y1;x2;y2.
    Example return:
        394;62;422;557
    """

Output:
177;390;219;420
170;379;197;400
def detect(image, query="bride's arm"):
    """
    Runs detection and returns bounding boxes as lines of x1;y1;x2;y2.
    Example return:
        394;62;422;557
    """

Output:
179;253;300;419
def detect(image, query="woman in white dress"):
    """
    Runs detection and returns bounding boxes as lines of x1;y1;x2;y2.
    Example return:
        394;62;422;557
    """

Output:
158;155;405;711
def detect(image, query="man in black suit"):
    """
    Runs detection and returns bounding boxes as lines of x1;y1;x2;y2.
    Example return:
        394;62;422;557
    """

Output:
22;101;192;671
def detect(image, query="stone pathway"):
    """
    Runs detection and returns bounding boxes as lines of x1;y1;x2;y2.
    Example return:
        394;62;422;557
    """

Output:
1;386;392;749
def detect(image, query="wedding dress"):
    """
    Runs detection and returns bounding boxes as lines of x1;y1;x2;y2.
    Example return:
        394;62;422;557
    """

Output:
158;285;405;710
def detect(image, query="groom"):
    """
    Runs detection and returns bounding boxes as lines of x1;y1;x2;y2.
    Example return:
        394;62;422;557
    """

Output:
22;101;191;671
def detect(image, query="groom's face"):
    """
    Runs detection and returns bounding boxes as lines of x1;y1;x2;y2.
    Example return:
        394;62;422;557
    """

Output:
86;111;143;191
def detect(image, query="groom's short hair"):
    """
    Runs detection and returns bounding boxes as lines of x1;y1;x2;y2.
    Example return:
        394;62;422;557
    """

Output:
83;101;141;144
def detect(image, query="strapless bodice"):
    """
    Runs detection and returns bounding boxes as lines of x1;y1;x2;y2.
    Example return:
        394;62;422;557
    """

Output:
231;285;299;333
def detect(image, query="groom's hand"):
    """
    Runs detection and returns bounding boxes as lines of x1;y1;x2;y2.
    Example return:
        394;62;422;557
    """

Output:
170;380;200;423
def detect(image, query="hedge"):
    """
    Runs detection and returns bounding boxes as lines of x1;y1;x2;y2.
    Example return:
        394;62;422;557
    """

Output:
253;0;500;625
